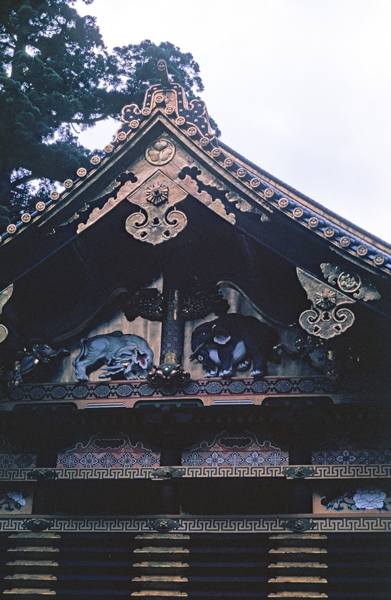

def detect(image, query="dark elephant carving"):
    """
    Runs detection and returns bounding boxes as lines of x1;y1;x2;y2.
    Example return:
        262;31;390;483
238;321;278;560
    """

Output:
190;314;278;378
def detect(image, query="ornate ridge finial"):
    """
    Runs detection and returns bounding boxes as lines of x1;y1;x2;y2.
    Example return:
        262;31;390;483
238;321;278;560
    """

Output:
157;59;170;87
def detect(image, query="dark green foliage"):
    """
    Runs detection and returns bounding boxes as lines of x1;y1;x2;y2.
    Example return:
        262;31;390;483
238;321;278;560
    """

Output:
0;1;212;217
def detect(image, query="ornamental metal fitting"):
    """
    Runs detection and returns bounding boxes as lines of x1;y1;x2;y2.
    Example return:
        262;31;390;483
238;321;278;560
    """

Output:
147;518;181;532
22;518;54;532
151;467;186;480
125;170;187;245
0;284;13;344
27;469;58;481
297;268;355;339
281;518;316;532
320;263;381;302
147;362;191;390
283;466;316;479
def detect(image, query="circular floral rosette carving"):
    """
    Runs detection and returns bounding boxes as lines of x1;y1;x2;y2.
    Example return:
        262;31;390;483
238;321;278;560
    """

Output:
374;254;385;266
237;168;247;178
324;227;335;238
63;179;73;189
357;245;368;256
224;158;234;168
164;106;175;116
130;120;139;129
146;182;169;206
308;217;319;228
250;178;261;188
200;137;210;147
104;144;114;153
293;207;304;219
264;188;274;198
175;116;186;126
7;224;17;235
337;271;361;293
211;147;221;157
117;131;127;141
278;198;289;209
90;155;101;165
35;202;46;212
187;126;197;137
142;107;151;116
339;236;351;247
21;213;31;223
353;488;387;510
50;191;60;201
145;139;176;165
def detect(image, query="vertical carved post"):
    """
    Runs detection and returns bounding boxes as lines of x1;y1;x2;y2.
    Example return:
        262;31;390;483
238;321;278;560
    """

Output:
160;286;184;365
147;272;189;389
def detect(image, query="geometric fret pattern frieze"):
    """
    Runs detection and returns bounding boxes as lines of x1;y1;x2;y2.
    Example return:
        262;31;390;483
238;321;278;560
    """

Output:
0;516;390;533
1;464;391;481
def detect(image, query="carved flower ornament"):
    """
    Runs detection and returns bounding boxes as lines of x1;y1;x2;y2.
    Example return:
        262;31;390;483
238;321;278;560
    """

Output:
353;487;386;510
315;289;336;310
146;182;169;206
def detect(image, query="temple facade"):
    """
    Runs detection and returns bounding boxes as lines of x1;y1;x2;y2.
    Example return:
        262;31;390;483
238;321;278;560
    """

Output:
0;60;390;599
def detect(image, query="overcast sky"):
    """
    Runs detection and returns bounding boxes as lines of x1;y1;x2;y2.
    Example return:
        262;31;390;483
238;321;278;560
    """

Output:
76;0;391;244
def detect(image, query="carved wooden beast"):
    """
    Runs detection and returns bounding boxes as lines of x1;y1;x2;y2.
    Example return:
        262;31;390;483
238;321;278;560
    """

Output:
73;331;153;381
190;314;278;378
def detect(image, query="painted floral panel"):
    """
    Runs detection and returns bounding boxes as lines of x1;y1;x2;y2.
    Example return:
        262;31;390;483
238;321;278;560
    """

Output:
57;433;160;468
312;436;391;466
0;435;36;469
182;431;288;467
314;487;391;513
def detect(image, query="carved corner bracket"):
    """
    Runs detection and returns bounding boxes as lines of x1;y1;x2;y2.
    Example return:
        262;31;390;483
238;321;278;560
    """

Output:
297;268;355;339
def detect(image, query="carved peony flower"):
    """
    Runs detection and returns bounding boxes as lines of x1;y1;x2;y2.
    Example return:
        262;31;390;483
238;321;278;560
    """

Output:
7;492;26;507
353;487;387;510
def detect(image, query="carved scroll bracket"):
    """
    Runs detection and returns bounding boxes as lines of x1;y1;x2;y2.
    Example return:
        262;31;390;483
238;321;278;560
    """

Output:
297;268;355;339
320;263;381;302
125;170;188;245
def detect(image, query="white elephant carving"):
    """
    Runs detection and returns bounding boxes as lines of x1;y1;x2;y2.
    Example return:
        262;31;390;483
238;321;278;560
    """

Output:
73;331;153;381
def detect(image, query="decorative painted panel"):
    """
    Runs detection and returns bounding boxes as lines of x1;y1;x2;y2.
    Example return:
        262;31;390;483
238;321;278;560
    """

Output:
0;435;36;469
57;433;160;468
312;436;391;466
181;431;288;467
314;487;391;513
0;486;33;514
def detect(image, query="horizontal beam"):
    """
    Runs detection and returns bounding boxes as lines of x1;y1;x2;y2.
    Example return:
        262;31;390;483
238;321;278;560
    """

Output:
1;464;390;481
0;515;390;533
